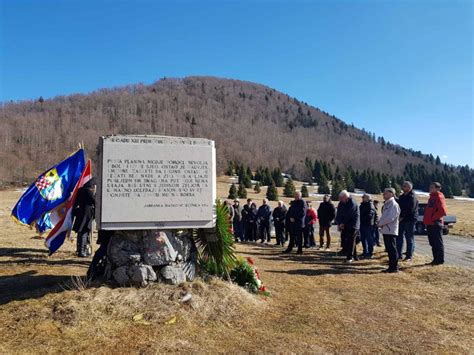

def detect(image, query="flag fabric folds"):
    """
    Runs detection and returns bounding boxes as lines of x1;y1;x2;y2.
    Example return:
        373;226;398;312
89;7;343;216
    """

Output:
45;160;92;255
11;149;86;226
35;202;67;234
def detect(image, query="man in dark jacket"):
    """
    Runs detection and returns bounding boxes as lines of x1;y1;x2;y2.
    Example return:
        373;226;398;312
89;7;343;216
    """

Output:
232;199;243;242
257;199;272;243
283;192;307;254
396;181;419;261
72;178;96;257
272;201;287;246
241;198;252;241
317;195;336;250
359;194;376;258
335;190;360;262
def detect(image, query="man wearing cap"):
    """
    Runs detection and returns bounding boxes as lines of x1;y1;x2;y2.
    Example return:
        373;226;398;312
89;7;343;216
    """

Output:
232;199;243;242
423;182;448;265
396;181;419;261
378;188;401;273
359;193;376;258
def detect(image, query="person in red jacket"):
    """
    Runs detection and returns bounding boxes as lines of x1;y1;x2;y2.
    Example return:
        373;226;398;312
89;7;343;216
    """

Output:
303;201;318;248
423;182;448;265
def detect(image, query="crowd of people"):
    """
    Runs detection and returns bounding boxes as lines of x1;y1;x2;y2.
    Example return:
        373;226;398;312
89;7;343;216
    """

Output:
226;181;448;273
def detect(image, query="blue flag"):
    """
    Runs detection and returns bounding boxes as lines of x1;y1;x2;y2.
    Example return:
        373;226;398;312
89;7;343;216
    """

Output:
12;149;86;225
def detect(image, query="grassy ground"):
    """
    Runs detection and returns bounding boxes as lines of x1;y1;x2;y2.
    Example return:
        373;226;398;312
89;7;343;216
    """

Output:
0;186;473;353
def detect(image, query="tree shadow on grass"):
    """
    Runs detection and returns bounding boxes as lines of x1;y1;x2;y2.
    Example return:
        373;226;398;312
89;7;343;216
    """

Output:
0;270;76;305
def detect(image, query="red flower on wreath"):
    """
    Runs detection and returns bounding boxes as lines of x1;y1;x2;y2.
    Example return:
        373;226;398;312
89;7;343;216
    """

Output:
246;257;254;265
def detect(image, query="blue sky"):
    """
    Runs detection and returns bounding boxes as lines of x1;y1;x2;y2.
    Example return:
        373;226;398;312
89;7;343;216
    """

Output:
1;0;472;166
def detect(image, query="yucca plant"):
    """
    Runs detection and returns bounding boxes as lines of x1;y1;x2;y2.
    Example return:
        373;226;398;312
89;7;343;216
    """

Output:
193;200;237;278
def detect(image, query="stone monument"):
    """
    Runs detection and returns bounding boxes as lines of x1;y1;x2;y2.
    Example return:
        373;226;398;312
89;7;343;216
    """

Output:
96;135;216;286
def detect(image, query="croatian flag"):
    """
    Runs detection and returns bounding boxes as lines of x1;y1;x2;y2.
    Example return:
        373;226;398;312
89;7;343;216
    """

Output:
45;160;92;255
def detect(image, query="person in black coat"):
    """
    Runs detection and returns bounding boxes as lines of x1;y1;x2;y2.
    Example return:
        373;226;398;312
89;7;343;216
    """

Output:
396;181;419;260
272;201;287;246
359;194;376;258
335;190;360;262
317;195;336;250
72;178;96;257
257;199;272;243
283;192;307;254
246;202;259;242
242;199;252;242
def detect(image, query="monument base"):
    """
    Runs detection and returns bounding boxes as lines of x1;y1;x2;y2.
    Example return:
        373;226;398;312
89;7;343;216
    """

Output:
105;229;198;287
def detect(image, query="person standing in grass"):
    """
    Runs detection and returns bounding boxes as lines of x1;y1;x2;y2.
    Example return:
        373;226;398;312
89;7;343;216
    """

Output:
373;200;381;247
257;199;272;243
335;190;360;263
242;198;253;241
247;202;259;242
317;194;336;250
423;182;448;265
378;188;401;273
232;199;243;242
72;178;96;257
283;191;307;254
303;201;318;248
396;181;419;261
272;201;287;246
359;193;376;259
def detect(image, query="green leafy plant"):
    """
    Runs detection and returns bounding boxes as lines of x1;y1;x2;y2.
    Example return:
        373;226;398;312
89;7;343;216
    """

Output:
230;257;259;293
194;200;237;278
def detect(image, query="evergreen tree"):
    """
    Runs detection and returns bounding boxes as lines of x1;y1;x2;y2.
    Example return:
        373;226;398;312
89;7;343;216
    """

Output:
262;167;273;186
344;172;355;192
246;166;253;180
366;174;381;194
237;183;247;199
272;167;284;187
318;175;331;194
266;181;279;201
331;178;344;201
225;161;234;176
392;182;401;196
228;183;237;199
301;184;309;198
313;160;325;184
254;182;261;193
241;174;252;189
443;183;453;198
469;181;474;198
284;178;296;197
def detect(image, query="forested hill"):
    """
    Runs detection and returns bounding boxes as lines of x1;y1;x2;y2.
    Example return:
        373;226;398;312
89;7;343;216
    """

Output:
0;76;471;194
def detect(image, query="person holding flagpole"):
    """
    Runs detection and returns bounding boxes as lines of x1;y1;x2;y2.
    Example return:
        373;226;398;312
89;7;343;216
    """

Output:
72;177;96;257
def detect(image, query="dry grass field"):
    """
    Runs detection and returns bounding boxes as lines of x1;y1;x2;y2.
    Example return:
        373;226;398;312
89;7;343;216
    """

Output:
0;182;473;354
